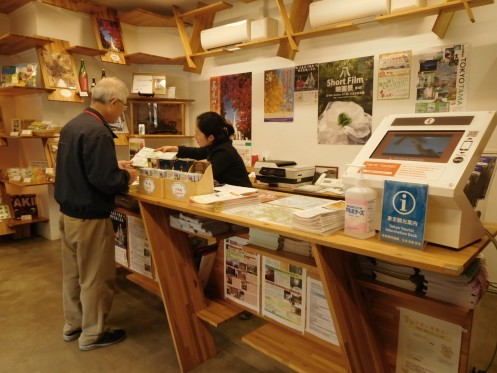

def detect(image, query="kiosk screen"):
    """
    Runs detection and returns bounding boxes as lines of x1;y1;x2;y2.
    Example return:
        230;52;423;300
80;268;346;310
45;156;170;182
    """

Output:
370;130;464;163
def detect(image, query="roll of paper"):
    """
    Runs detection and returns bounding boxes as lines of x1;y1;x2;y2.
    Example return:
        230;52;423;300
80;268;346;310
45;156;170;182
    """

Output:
309;0;389;28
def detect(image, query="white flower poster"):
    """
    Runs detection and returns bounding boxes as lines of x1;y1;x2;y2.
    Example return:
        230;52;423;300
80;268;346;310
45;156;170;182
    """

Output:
317;56;374;145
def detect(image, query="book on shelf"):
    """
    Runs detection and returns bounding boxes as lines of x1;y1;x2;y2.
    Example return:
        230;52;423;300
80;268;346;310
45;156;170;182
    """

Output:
189;190;260;212
248;227;282;251
194;243;218;289
169;212;231;236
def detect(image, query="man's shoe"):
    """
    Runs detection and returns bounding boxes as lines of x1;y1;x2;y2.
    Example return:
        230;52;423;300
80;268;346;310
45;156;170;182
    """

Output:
63;328;82;342
79;329;127;351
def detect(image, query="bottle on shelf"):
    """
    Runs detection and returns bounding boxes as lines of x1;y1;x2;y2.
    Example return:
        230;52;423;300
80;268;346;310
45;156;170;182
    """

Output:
344;164;377;239
101;69;106;80
90;77;96;93
78;59;89;93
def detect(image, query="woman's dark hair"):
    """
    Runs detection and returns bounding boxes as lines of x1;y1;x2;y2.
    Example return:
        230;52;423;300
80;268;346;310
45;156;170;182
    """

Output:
196;111;234;144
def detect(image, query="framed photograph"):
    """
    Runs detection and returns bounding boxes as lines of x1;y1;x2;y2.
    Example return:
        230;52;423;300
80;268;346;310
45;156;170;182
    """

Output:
11;118;21;133
313;165;339;183
131;73;167;95
108;113;129;134
93;17;126;53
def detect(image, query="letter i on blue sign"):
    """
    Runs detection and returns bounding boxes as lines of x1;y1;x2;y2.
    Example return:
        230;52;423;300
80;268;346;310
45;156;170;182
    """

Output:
380;180;429;250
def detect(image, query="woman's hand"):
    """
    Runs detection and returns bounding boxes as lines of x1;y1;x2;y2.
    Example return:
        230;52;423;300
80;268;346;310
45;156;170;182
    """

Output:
154;145;178;153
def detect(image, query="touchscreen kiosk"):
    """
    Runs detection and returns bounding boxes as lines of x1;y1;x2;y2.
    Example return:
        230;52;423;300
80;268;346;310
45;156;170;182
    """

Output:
343;111;496;249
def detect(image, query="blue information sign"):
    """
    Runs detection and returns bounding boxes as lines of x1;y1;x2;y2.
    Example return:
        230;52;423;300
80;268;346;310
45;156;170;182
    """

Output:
380;180;429;250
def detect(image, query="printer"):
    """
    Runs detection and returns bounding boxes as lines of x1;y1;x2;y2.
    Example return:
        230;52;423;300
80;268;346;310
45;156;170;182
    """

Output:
254;160;315;188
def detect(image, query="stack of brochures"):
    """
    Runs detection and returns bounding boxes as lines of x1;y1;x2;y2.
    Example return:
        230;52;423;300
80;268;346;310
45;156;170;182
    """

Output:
189;186;260;212
248;227;281;250
170;212;231;236
357;256;425;293
291;200;345;235
373;259;425;293
420;255;488;309
281;237;313;257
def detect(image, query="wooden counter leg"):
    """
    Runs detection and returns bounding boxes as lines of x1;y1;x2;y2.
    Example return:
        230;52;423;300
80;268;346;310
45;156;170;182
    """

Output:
312;244;388;373
139;202;216;372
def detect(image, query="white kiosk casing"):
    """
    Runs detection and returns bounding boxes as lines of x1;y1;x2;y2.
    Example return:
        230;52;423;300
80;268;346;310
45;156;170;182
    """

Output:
342;111;496;249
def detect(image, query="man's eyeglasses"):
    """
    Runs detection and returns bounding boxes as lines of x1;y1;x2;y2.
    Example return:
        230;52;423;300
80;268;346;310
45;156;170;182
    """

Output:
113;98;127;111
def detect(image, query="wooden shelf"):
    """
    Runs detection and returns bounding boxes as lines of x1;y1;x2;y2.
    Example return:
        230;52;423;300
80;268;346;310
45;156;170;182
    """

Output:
171;225;249;242
0;0;32;14
127;96;194;103
125;52;186;65
376;0;492;23
244;243;318;274
0;179;54;187
65;45;107;56
125;272;161;297
196;297;243;327
0;86;55;96
178;1;232;21
243;322;347;373
0;33;52;55
119;8;177;27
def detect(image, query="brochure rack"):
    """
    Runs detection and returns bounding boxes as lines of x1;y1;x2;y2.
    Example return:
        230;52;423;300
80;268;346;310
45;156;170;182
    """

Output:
139;165;214;201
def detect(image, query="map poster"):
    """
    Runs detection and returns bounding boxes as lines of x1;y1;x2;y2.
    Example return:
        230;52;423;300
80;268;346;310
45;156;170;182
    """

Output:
317;56;374;145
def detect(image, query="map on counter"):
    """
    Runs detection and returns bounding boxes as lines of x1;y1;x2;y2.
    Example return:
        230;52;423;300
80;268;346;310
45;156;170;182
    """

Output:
131;147;177;168
223;203;297;227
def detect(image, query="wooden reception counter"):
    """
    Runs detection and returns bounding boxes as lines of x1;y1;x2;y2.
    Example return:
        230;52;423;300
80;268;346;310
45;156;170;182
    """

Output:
129;190;495;373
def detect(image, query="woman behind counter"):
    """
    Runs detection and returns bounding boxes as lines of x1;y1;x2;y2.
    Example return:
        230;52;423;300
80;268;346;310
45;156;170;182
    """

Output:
155;111;252;188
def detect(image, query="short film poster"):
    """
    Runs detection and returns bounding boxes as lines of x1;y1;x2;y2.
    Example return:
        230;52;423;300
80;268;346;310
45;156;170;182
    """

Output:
318;56;374;145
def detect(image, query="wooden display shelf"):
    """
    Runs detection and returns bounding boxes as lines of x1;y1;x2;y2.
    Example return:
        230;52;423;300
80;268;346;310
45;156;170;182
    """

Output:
0;0;32;14
127;134;194;139
177;1;232;21
170;225;249;242
243;322;346;373
196;297;243;327
125;52;186;65
0;33;52;55
0;86;55;96
376;0;492;23
1;215;49;238
244;243;318;274
0;179;54;187
125;272;161;297
119;8;177;27
65;45;107;56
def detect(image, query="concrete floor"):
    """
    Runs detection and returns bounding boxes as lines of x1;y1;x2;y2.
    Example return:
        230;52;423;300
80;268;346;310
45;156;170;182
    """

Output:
0;235;496;373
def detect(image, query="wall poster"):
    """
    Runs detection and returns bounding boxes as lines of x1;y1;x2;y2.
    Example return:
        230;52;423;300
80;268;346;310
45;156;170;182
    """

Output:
295;64;318;106
396;307;462;373
264;67;295;122
377;50;412;100
317;56;374;145
415;43;470;113
210;73;252;140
